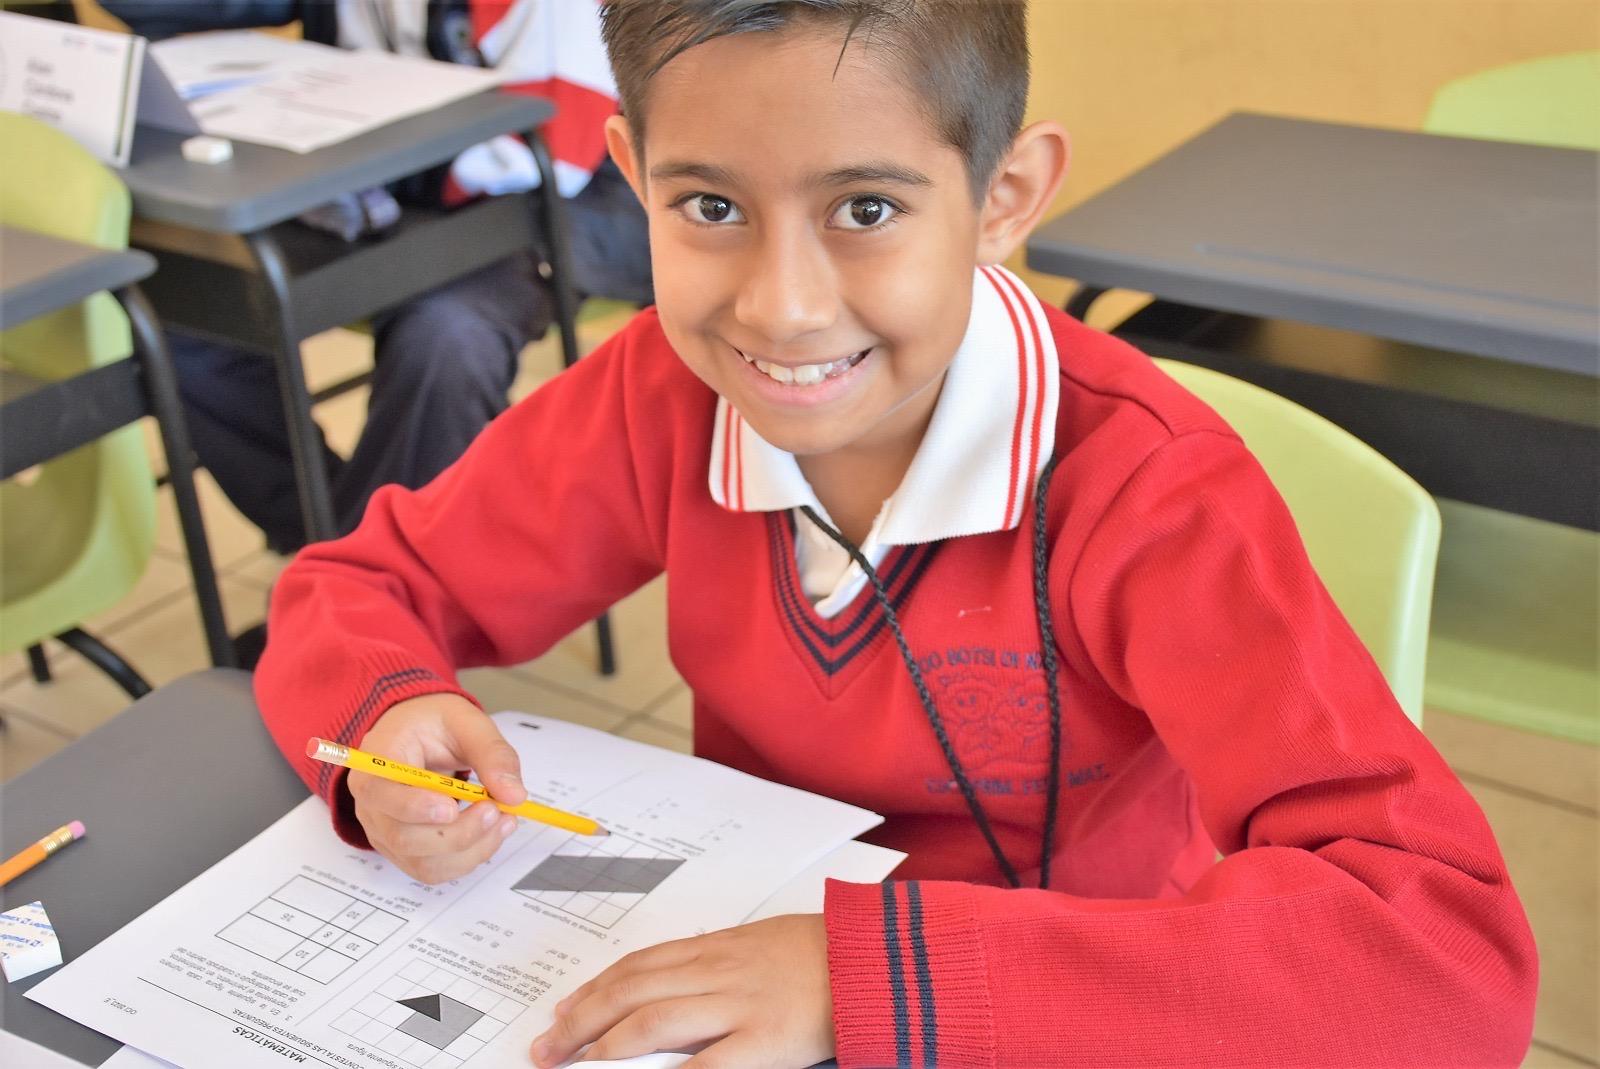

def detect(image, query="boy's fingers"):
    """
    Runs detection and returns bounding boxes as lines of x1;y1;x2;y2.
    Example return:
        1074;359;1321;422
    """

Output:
402;810;517;885
538;959;716;1065
350;773;456;825
556;937;705;1015
442;706;527;805
681;1033;770;1069
580;995;728;1064
383;801;505;858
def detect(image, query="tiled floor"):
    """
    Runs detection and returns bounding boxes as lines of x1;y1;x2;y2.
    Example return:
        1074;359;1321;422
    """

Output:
1;313;1594;1066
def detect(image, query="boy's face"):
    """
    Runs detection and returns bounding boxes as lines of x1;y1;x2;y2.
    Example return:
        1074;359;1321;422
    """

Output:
613;27;986;462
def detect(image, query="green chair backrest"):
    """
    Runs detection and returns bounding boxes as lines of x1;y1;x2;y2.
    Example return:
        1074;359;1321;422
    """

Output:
0;111;156;652
1155;360;1441;725
1423;51;1600;150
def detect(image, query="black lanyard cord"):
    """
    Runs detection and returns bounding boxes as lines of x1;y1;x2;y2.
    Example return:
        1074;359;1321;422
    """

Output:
1032;451;1065;887
797;451;1064;890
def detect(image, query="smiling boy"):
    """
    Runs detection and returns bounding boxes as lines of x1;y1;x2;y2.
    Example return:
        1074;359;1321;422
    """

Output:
255;2;1537;1066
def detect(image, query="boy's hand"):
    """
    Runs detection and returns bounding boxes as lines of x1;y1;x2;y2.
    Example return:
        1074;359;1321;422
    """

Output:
529;914;834;1069
349;693;526;885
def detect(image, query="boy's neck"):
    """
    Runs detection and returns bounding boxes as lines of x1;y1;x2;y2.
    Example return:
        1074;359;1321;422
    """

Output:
796;371;947;546
798;449;909;547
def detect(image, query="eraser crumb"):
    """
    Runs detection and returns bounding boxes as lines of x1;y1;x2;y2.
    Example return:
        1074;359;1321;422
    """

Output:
181;135;233;164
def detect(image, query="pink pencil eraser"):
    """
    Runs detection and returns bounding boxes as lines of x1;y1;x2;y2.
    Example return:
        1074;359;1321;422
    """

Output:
67;821;85;840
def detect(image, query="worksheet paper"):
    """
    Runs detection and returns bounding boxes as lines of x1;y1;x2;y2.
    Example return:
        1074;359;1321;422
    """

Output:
31;713;888;1069
147;31;502;152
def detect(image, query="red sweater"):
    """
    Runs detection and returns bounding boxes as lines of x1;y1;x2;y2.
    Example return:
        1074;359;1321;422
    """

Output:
256;305;1536;1067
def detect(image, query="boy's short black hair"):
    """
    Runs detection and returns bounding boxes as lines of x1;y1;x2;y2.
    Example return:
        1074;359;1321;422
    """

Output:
600;1;1030;196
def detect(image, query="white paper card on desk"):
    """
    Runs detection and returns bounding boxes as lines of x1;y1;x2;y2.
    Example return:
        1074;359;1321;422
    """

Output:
0;11;146;166
28;711;884;1069
0;900;62;982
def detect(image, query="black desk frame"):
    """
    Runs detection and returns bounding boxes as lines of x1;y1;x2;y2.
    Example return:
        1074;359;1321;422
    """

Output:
2;286;236;672
129;129;614;673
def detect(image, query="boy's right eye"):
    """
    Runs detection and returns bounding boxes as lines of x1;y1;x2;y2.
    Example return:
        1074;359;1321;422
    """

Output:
677;194;744;225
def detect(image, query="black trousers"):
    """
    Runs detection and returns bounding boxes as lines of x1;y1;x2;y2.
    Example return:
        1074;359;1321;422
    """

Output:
168;162;652;553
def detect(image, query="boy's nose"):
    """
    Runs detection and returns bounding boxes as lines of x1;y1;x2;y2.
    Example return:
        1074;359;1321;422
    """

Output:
733;230;838;344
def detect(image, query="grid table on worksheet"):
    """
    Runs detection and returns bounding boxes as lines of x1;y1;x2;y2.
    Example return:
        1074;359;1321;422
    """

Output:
217;875;406;983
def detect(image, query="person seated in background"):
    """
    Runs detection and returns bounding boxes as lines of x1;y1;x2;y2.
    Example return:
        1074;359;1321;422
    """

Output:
103;0;653;555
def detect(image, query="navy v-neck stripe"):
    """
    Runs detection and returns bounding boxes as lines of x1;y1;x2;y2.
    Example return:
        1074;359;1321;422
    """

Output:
768;517;941;676
772;513;923;645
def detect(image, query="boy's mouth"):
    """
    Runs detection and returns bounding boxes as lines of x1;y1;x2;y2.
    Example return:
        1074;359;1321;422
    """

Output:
737;348;871;386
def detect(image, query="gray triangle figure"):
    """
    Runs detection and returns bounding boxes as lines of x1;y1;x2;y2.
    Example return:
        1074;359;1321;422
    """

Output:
398;993;443;1021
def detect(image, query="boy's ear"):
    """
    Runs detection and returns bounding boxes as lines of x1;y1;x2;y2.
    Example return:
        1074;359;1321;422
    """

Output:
605;115;646;204
976;121;1070;266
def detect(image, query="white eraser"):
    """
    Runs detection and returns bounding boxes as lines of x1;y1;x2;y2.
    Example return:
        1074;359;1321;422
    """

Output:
0;900;63;982
181;135;233;164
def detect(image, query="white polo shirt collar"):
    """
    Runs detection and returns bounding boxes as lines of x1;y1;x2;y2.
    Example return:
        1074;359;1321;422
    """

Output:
709;264;1060;533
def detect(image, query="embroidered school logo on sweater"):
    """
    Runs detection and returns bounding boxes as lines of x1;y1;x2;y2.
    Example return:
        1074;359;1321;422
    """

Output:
932;664;1049;771
917;644;1110;795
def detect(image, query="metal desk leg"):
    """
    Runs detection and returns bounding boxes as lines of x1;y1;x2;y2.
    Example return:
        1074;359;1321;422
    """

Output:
1064;285;1107;322
26;645;50;683
118;283;238;669
245;230;339;543
528;131;582;370
593;614;616;677
528;130;618;676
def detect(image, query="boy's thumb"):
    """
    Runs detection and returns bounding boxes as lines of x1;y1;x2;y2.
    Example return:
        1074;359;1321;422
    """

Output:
446;706;526;806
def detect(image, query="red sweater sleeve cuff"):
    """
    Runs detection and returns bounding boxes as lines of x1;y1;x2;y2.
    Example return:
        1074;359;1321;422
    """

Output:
279;649;479;848
823;878;996;1069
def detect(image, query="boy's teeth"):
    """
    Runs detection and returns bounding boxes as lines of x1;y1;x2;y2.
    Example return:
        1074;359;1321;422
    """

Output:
745;350;866;386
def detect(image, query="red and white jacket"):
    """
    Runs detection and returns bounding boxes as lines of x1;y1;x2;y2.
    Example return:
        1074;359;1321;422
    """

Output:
337;0;617;199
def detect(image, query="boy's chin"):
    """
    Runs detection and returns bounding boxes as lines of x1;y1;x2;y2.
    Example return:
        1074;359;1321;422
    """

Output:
735;413;854;460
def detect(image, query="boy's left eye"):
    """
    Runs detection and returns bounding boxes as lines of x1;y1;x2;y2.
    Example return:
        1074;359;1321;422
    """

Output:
830;195;900;230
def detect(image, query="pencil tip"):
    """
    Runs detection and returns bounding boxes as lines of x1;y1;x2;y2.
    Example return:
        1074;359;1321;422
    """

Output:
594;826;610;837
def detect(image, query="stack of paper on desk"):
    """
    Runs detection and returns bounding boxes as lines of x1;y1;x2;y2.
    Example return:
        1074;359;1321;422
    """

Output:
147;31;502;152
31;712;900;1068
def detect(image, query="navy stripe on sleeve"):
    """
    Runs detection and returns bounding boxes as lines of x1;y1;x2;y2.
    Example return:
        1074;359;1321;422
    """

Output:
907;880;937;1067
881;881;912;1068
315;668;440;793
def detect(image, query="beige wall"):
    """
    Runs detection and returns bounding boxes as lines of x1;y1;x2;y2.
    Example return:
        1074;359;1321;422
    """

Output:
1018;0;1599;302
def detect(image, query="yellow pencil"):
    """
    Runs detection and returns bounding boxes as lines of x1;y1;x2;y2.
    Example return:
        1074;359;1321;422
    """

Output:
0;821;85;886
306;738;606;836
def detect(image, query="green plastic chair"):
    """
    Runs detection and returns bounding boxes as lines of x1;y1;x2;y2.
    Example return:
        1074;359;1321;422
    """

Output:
0;113;157;693
1426;500;1597;745
1420;53;1599;745
1423;51;1600;151
1155;359;1441;725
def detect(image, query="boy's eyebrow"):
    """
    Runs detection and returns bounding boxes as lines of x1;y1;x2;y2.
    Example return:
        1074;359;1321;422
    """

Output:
649;161;742;186
647;160;934;189
811;163;934;188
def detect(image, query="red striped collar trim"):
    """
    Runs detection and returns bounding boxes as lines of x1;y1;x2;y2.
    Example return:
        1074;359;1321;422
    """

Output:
708;265;1059;540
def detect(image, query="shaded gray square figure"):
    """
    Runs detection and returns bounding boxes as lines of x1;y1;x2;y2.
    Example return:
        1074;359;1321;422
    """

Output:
515;856;684;895
396;993;483;1049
